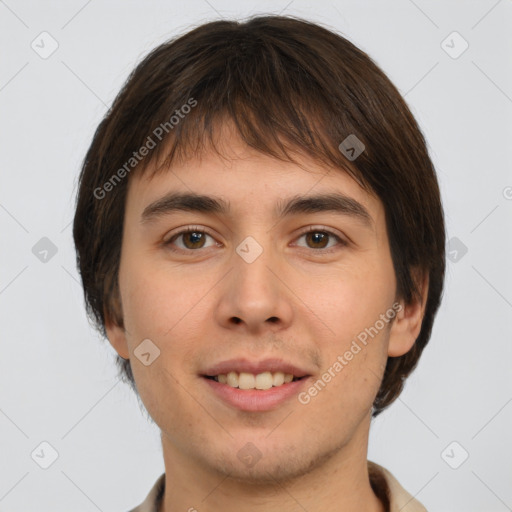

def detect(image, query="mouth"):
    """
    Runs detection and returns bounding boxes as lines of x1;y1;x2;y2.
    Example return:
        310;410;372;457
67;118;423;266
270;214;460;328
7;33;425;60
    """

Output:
200;358;312;411
203;371;305;390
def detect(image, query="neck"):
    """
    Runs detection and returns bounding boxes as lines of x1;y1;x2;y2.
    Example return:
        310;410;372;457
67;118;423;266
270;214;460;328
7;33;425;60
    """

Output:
159;416;385;512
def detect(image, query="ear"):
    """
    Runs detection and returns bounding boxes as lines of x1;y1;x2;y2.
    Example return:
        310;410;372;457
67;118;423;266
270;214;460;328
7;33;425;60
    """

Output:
388;268;429;357
104;298;130;360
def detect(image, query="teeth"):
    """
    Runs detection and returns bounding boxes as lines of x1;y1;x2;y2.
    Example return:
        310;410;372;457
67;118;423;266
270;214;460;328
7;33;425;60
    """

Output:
255;372;273;390
238;372;255;390
227;371;238;388
272;372;285;386
214;371;297;389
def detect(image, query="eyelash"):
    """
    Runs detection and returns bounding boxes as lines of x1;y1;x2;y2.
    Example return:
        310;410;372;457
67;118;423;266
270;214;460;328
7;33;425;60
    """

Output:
163;225;348;254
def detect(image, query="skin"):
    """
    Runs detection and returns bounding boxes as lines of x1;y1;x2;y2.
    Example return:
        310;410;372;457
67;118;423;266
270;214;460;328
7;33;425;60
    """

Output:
106;126;428;512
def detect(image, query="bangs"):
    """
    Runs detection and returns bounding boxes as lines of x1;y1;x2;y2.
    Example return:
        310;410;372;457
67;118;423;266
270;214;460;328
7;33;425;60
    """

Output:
109;18;373;191
136;100;366;191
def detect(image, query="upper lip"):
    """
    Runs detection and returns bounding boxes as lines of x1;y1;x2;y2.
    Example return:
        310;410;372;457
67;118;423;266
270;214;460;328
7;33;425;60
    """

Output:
202;358;312;378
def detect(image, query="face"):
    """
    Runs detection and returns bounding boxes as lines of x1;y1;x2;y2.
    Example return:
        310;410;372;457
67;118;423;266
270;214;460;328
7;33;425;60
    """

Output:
107;131;421;484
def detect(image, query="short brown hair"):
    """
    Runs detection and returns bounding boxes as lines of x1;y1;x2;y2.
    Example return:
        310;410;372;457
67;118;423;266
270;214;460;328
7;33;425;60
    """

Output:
73;15;445;417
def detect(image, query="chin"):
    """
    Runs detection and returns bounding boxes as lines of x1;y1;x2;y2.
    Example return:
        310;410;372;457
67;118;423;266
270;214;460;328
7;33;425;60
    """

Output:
207;441;342;486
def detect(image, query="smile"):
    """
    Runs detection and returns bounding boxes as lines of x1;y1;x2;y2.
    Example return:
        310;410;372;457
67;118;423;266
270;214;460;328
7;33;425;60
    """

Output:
206;371;302;390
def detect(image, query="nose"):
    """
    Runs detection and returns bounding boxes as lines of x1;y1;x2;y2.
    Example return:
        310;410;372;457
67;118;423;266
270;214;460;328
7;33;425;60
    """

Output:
213;238;294;335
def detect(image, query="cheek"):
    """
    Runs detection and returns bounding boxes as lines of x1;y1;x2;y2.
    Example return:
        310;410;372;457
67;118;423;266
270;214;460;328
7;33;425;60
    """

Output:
119;259;213;395
298;325;390;432
305;263;395;346
120;257;204;340
118;264;205;424
299;259;394;409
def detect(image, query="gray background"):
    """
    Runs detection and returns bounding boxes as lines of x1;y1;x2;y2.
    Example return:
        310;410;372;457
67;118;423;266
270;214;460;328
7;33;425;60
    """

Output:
1;0;511;510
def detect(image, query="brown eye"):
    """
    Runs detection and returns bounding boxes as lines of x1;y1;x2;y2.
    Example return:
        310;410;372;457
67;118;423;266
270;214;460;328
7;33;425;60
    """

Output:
181;231;207;249
295;228;347;252
165;228;217;252
304;231;330;249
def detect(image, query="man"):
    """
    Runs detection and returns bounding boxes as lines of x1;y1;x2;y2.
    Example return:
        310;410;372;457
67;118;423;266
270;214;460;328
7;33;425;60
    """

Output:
73;15;445;512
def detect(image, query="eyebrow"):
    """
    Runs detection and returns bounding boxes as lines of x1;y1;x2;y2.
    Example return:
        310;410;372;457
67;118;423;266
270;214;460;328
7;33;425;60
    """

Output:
140;191;374;229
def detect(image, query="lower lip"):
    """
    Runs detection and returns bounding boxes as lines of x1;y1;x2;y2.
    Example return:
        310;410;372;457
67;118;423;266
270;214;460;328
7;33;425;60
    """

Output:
202;376;310;412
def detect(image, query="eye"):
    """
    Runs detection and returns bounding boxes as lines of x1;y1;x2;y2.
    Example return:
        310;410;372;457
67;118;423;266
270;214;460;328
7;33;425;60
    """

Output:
164;227;219;252
163;226;347;254
294;227;347;252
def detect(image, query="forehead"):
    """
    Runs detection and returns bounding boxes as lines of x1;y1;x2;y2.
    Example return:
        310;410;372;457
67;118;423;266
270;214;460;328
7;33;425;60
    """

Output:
138;129;373;187
125;132;384;232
